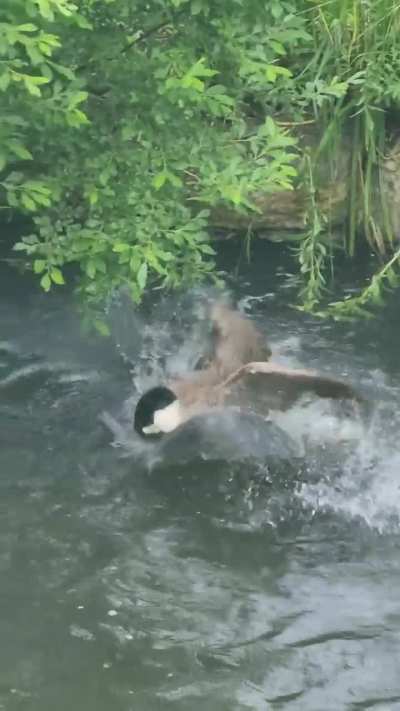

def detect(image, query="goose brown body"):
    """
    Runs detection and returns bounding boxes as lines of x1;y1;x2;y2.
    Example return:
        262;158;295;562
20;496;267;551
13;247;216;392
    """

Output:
167;303;359;423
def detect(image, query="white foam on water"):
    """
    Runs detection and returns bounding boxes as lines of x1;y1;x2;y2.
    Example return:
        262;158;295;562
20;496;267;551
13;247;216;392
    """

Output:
271;397;364;456
295;402;400;532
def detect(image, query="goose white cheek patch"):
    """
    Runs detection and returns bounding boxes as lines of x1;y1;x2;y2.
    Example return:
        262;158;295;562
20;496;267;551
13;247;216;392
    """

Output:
154;399;183;433
142;422;162;435
142;400;183;435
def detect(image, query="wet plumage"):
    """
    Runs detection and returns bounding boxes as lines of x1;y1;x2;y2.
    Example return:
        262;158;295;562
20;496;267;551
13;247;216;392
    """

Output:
134;302;361;438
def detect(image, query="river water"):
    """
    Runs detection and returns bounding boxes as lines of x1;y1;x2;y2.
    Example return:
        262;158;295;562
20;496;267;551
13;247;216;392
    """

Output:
1;241;400;710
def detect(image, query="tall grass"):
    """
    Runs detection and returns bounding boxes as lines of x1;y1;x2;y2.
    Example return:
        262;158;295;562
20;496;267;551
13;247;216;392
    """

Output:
295;0;400;316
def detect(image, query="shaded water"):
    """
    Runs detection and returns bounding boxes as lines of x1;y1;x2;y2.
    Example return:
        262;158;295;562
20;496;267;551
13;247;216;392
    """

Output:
2;242;400;710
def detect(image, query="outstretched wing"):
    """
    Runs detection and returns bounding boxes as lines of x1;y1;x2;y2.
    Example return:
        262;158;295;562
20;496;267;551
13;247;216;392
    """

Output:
219;361;362;412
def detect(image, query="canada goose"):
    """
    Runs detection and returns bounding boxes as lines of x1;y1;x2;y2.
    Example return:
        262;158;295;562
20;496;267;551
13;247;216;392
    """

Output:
134;303;361;438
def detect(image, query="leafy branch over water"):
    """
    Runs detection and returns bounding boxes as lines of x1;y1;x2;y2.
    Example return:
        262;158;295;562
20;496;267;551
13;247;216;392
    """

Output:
2;0;400;320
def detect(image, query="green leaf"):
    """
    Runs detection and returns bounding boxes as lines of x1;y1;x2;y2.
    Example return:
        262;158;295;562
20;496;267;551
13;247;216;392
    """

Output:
17;23;38;32
94;320;110;337
99;170;109;187
182;75;205;91
24;180;51;194
265;64;292;82
269;40;286;56
68;91;88;110
7;191;18;207
265;65;278;83
198;243;215;255
167;171;183;188
40;273;51;292
271;1;283;19
9;140;33;160
21;193;36;210
129;254;140;272
92;258;106;274
25;45;44;65
130;283;141;303
13;242;29;252
88;189;98;205
50;62;75;80
152;172;167;190
66;108;89;127
264;116;277;135
0;72;11;91
86;260;96;278
75;13;93;30
50;267;65;285
222;185;242;205
386;268;399;288
37;0;53;20
25;75;51;85
137;262;148;290
33;259;46;273
157;250;174;262
113;243;130;253
23;74;50;97
325;79;348;98
189;58;218;79
191;0;204;14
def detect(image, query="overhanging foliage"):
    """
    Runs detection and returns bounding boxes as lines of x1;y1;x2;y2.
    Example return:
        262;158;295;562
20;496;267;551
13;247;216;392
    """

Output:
2;0;400;320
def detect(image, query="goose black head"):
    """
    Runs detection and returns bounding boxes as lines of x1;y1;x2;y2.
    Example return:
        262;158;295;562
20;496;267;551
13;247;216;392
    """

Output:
134;386;182;438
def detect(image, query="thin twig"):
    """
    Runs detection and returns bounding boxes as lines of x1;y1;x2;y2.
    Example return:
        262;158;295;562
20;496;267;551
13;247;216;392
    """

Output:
276;119;315;127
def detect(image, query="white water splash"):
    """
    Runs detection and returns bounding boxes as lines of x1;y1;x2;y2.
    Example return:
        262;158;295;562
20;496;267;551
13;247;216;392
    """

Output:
105;289;400;532
296;404;400;532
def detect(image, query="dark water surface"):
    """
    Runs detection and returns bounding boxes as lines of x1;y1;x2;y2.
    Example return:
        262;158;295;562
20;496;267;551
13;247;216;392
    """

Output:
2;242;400;711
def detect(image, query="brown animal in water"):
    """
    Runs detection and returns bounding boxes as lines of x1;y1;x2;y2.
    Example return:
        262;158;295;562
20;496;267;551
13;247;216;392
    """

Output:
208;302;272;376
134;302;362;437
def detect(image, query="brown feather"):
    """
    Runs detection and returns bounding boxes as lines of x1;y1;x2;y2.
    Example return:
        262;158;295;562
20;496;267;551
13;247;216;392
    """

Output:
219;361;362;412
169;303;271;399
168;307;362;419
206;303;271;378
